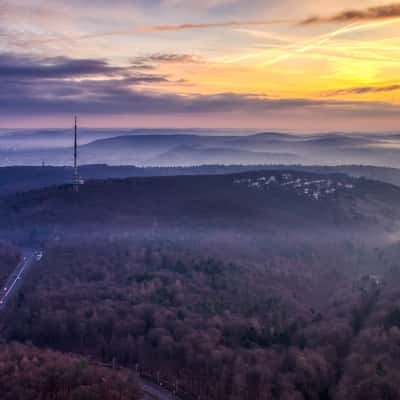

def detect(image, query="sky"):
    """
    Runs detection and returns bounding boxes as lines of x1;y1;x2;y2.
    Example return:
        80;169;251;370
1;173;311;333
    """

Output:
1;0;400;131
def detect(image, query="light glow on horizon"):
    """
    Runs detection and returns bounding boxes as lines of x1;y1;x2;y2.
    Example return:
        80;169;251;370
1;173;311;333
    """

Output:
0;0;400;130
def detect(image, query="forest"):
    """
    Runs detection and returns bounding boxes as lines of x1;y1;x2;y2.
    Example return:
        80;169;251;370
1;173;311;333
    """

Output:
0;343;141;400
2;169;400;399
0;242;20;288
3;164;400;198
3;236;400;400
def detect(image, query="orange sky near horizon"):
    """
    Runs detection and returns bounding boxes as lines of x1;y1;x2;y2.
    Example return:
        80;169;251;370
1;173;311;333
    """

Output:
0;0;400;131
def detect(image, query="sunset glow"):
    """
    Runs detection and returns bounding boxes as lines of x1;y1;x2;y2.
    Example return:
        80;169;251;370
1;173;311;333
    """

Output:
1;0;400;130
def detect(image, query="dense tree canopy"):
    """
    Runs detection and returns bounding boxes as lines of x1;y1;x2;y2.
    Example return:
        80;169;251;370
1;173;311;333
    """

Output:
0;241;19;288
4;238;400;400
0;343;141;400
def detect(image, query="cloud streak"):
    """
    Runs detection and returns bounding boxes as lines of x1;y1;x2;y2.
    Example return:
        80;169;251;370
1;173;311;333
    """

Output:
323;84;400;96
301;3;400;25
133;53;203;65
137;19;293;32
69;3;400;38
46;19;293;43
142;3;400;32
14;2;400;46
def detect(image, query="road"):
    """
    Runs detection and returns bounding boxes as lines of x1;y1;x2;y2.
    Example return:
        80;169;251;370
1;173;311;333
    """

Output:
0;250;40;310
141;379;179;400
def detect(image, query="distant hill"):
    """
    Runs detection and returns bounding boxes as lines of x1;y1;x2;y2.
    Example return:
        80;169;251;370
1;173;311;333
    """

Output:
0;128;234;150
63;132;400;167
300;135;375;147
153;145;301;166
2;130;400;167
0;128;136;150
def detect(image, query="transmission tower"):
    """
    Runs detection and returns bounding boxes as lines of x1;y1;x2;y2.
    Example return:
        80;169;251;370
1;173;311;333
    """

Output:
73;116;79;192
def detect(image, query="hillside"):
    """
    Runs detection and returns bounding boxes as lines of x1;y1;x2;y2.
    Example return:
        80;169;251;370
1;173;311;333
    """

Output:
3;170;400;400
2;170;400;241
0;242;20;288
4;164;400;197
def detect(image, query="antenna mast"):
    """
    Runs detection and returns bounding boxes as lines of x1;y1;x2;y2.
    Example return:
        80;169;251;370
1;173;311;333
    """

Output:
73;116;79;192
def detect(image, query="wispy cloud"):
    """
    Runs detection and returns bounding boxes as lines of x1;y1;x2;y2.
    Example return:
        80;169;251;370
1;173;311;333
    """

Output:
141;3;400;33
137;19;293;32
301;3;400;25
69;3;400;39
140;3;400;32
323;84;400;96
49;19;293;43
133;54;203;64
9;2;400;49
220;18;400;65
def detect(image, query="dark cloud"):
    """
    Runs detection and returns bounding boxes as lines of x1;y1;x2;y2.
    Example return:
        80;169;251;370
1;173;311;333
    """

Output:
323;85;400;96
0;52;169;89
0;78;397;118
301;3;400;25
0;51;398;119
0;53;123;78
0;52;172;115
